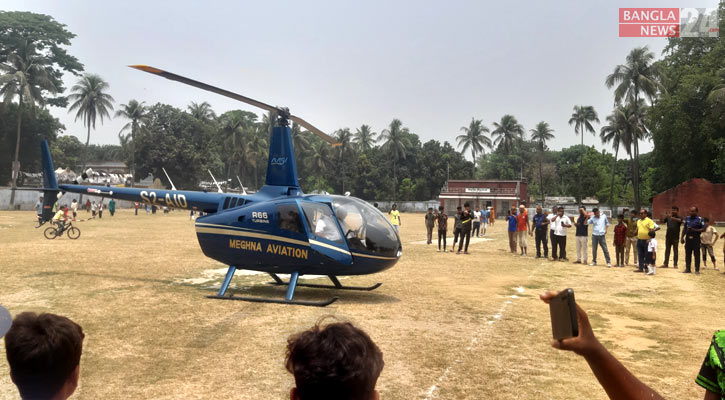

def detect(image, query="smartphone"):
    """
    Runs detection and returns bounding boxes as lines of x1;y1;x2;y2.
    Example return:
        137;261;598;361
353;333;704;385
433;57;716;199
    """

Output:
549;288;579;340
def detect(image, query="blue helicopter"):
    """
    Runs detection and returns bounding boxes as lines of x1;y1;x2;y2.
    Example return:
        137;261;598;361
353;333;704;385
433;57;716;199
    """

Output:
37;65;402;306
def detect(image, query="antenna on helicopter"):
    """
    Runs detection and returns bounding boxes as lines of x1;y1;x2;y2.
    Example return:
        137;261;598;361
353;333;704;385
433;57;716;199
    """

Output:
208;170;224;193
236;176;248;195
162;167;177;191
128;65;341;146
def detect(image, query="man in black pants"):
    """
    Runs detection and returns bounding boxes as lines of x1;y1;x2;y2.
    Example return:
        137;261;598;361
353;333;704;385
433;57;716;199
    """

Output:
424;207;436;245
457;202;472;254
661;206;682;268
681;206;706;274
531;205;549;259
550;206;572;261
452;206;462;250
436;206;448;252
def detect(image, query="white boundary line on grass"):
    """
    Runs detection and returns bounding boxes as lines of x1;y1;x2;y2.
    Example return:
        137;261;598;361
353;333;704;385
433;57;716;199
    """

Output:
423;285;527;400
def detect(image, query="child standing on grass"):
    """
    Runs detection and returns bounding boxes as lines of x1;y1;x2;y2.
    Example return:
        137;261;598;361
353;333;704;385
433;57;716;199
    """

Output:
701;217;718;270
614;214;627;267
646;231;658;275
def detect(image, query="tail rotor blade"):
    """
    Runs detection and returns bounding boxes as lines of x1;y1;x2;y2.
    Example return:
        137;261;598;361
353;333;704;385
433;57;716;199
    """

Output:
129;65;279;114
290;114;341;147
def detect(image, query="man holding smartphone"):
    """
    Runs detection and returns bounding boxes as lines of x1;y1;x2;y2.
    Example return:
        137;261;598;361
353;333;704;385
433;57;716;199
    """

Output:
551;207;572;261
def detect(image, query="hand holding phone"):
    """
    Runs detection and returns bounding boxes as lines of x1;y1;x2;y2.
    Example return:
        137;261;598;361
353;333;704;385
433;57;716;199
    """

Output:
548;288;578;340
540;290;600;357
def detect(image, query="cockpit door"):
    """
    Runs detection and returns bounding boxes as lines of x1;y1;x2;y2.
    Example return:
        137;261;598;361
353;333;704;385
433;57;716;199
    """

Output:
299;201;353;265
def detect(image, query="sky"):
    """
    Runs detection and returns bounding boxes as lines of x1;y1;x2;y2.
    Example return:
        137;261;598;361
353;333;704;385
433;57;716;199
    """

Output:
4;0;720;158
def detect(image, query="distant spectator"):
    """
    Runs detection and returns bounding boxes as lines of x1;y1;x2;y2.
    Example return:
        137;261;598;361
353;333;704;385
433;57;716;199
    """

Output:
4;312;85;400
588;208;612;268
436;206;448;253
661;206;682;269
701;217;718;270
472;208;481;238
507;208;518;253
516;204;530;256
108;199;116;217
697;330;725;398
539;292;665;400
624;209;639;266
547;206;557;258
452;206;463;250
551;206;572;261
489;207;495;225
152;204;157;214
98;201;104;219
681;207;706;274
70;199;78;220
457;202;472;254
286;321;384;400
134;201;139;216
613;215;627;267
388;204;400;233
91;201;97;217
531;205;549;259
635;209;659;273
575;206;589;265
85;199;91;213
424;207;436;245
35;196;44;226
646;231;658;275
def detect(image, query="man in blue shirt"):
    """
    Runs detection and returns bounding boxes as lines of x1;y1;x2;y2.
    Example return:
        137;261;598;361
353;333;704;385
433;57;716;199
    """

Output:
680;206;706;274
530;205;549;259
588;208;612;267
507;208;518;253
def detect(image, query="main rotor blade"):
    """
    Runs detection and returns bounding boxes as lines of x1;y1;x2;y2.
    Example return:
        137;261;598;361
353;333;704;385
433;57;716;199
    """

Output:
129;65;279;115
290;114;341;147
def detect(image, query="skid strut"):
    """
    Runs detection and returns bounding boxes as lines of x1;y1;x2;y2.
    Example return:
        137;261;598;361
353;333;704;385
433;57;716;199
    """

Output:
267;274;383;291
206;266;338;307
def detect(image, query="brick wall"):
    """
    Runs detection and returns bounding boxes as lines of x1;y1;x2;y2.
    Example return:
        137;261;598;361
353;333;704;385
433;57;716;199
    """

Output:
652;178;725;223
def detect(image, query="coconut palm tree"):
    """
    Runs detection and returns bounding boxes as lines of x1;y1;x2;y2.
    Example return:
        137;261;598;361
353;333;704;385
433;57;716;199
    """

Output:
529;121;555;203
115;100;148;186
378;119;412;201
568;105;599;203
491;115;524;156
290;122;310;154
457;118;492;174
307;139;329;189
335;128;353;193
605;46;661;209
68;73;115;173
353;124;376;151
187;101;215;122
600;101;645;208
0;40;57;205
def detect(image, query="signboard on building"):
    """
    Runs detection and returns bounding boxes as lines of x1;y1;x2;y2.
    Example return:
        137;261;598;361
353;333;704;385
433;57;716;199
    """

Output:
465;188;491;193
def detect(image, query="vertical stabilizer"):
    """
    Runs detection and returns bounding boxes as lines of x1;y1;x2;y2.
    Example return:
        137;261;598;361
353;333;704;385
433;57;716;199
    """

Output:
40;140;60;221
265;125;299;187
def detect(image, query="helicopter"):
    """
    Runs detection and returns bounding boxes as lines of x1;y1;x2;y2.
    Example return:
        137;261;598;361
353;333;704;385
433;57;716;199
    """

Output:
36;65;402;307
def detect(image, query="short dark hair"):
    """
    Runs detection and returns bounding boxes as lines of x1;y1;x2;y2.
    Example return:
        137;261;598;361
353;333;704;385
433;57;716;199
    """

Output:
648;230;656;238
630;210;636;215
5;312;84;399
438;206;444;211
592;208;599;213
286;321;384;400
618;214;624;219
557;206;564;211
456;206;461;210
428;207;433;210
580;206;586;211
463;202;470;207
672;205;679;211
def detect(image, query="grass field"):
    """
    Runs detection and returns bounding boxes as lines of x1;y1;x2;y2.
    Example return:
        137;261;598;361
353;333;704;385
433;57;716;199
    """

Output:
0;209;723;399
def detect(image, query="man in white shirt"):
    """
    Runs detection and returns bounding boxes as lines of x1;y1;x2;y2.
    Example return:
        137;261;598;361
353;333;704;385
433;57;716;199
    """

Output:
472;209;481;237
550;206;572;261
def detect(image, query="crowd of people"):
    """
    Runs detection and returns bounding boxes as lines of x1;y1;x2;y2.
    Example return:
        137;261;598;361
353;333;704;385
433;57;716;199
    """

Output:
498;204;723;277
1;296;721;399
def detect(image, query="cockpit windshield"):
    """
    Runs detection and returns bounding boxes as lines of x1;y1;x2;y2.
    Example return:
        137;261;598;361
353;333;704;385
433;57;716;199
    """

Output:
331;196;400;257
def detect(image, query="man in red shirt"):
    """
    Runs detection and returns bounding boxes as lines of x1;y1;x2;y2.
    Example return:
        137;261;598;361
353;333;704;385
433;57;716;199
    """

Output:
613;214;628;267
516;204;530;256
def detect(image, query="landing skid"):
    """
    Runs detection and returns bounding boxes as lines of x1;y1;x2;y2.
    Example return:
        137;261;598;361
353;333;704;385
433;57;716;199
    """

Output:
267;274;382;291
207;267;339;307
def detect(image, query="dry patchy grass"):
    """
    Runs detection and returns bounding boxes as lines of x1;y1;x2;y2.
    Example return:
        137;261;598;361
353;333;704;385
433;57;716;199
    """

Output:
0;210;722;399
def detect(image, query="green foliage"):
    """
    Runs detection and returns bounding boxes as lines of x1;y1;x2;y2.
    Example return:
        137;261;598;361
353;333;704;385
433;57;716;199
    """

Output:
0;103;63;184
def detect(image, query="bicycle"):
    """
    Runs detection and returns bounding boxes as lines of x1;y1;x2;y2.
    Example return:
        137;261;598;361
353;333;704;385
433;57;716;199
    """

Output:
44;221;81;240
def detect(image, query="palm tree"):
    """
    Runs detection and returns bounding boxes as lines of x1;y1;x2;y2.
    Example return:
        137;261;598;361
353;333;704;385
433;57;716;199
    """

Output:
335;128;353;193
600;102;645;209
378;119;412;201
290;122;310;154
568;105;599;203
0;40;57;205
115;100;148;186
605;46;661;209
187;101;215;122
68;74;115;175
491;115;524;155
529;121;555;203
457;118;492;174
353;124;376;151
308;139;329;189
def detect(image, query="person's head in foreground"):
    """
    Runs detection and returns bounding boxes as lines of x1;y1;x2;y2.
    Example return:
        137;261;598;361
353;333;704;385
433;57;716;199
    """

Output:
630;209;637;218
464;202;470;211
593;208;600;217
536;205;542;214
690;206;699;217
648;230;656;239
671;205;678;216
519;204;526;213
557;206;565;216
391;204;397;211
427;207;433;214
456;206;461;214
5;312;85;400
618;214;624;223
286;321;384;400
438;205;444;213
